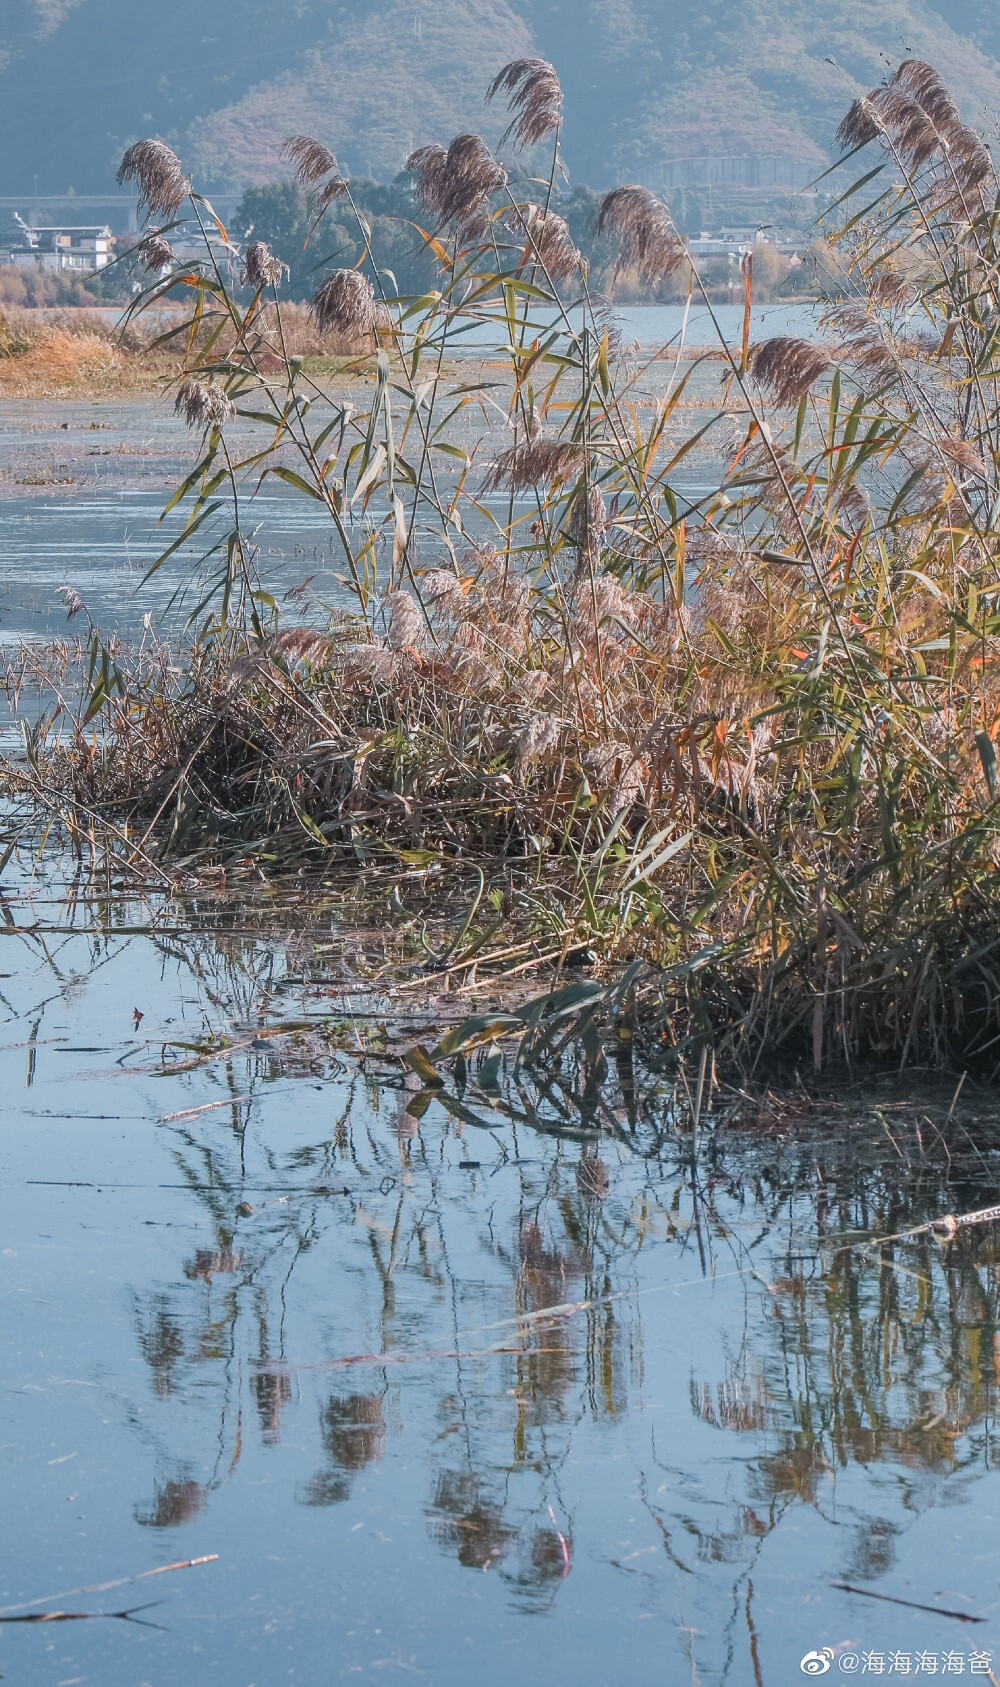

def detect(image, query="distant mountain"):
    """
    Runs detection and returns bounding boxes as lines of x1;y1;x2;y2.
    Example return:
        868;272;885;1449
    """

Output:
187;0;534;187
4;0;1000;213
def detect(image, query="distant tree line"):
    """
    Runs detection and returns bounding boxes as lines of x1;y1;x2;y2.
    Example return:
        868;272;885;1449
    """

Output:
0;171;805;313
232;170;712;304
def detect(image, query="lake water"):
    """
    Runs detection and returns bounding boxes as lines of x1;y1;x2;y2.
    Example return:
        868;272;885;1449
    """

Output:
9;305;1000;1686
2;849;1000;1685
0;301;820;649
449;298;823;353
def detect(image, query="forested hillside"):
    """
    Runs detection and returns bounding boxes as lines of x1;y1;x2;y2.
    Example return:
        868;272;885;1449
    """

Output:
4;0;1000;200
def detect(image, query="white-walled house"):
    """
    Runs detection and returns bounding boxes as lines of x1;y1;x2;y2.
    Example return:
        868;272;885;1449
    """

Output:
0;219;114;271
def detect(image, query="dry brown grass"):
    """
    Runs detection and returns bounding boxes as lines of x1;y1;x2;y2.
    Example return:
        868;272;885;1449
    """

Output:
0;324;129;396
0;299;374;396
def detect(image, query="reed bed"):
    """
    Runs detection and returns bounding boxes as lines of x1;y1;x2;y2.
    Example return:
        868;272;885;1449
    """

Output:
0;299;376;395
13;56;1000;1078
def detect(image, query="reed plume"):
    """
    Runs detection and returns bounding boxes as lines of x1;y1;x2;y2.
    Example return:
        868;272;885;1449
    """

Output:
891;59;958;129
482;432;584;493
837;87;938;168
418;569;466;614
136;233;174;274
511;203;584;281
870;272;911;308
56;586;84;621
310;270;377;338
282;136;344;191
747;337;832;404
407;134;506;236
597;186;686;288
565;481;607;561
837;60;994;203
174;378;234;430
829;304;903;385
406;143;448;214
117;140;190;221
241;241;288;290
281;136;349;217
517;711;559;771
486;58;563;148
384;591;426;652
937;436;987;479
342;643;395;686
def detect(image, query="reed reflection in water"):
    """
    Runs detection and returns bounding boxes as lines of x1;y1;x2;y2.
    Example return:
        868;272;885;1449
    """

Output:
3;861;1000;1682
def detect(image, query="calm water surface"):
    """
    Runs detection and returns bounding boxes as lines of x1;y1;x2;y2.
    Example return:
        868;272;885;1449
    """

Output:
1;853;1000;1685
6;300;1000;1684
0;301;821;648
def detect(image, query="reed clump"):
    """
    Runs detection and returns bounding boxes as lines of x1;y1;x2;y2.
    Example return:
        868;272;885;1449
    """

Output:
0;297;379;394
14;57;1000;1077
0;322;125;394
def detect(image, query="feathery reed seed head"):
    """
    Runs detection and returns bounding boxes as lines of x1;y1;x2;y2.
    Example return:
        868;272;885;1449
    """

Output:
519;669;552;705
566;481;607;560
836;86;939;167
419;569;466;614
174;379;234;431
338;637;394;684
454;619;488;651
891;60;958;127
837;59;994;199
282;136;349;217
571;571;625;626
938;436;987;478
315;174;351;212
407;134;506;236
517;712;559;771
56;586;84;621
512;203;584;281
747;337;832;404
242;241;288;290
342;643;396;686
487;58;563;149
117;140;190;221
482;432;584;494
384;591;426;652
282;136;339;185
870;271;912;308
406;142;448;211
597;186;686;288
836;97;880;152
311;269;377;339
831;306;903;383
137;233;175;273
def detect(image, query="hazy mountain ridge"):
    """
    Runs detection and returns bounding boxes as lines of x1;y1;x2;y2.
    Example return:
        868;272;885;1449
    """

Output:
3;0;1000;200
187;0;534;186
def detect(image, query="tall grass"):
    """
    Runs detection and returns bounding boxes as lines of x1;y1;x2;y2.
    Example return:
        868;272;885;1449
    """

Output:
17;56;1000;1075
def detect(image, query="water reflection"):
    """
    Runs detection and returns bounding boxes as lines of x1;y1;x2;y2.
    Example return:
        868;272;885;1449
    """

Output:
302;1391;390;1508
137;1478;208;1530
6;858;1000;1680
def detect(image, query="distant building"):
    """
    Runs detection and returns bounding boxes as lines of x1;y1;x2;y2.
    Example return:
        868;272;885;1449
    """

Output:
0;216;114;271
687;227;808;261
